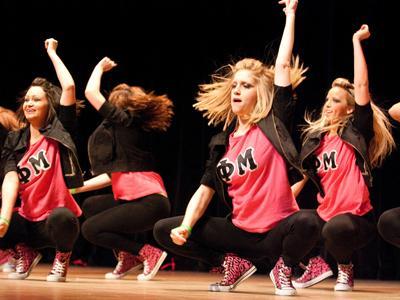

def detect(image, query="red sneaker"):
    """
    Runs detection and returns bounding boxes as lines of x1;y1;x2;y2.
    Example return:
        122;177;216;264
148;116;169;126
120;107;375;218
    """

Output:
137;244;167;281
105;250;143;279
209;253;257;292
293;256;333;288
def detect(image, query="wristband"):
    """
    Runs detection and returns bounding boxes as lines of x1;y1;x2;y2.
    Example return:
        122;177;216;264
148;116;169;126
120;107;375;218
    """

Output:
180;224;192;234
69;188;76;195
0;216;10;226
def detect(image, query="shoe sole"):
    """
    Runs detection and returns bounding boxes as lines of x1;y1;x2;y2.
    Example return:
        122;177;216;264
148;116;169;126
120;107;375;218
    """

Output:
292;270;333;288
334;283;353;291
46;275;67;282
137;252;167;281
269;269;297;296
8;254;42;280
105;263;143;279
209;265;257;292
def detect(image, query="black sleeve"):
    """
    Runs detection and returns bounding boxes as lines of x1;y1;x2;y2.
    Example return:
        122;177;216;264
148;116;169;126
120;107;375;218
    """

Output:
272;84;296;127
98;101;137;127
199;134;225;191
58;104;78;136
353;102;374;144
1;131;19;175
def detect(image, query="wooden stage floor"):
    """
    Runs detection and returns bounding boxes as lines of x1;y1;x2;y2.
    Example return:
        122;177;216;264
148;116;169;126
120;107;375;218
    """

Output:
0;264;399;299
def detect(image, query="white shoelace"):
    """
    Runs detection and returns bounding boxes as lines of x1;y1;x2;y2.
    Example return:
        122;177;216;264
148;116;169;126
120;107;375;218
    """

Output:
279;266;292;287
51;259;66;275
337;269;350;284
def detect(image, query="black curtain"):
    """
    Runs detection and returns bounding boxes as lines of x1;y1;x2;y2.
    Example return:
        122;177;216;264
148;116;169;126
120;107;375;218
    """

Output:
1;0;399;278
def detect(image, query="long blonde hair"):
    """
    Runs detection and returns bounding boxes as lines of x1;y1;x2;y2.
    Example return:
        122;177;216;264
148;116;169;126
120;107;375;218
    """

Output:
194;56;307;130
302;78;395;168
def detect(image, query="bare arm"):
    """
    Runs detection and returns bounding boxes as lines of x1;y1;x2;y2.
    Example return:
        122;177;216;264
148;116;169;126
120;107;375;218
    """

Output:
170;185;215;245
45;38;76;106
291;176;308;198
275;0;298;87
353;25;371;106
73;173;111;194
85;57;117;111
0;172;19;237
389;102;400;122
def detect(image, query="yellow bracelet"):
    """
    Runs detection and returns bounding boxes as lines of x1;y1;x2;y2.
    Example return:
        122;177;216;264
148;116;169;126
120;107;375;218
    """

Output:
69;188;76;195
0;216;10;226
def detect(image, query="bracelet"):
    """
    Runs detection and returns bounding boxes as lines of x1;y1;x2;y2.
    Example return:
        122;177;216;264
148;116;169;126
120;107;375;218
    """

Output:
0;216;10;226
69;188;76;195
180;224;192;234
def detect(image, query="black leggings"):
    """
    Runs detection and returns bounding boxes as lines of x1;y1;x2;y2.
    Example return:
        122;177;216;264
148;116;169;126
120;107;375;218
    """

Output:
319;212;376;264
0;207;79;252
153;210;320;268
81;193;170;254
378;207;400;248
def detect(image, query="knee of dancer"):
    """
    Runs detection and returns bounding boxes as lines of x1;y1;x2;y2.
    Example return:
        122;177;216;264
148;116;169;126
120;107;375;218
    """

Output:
153;217;180;245
295;212;321;237
378;210;399;239
47;207;78;226
81;220;100;244
322;221;356;242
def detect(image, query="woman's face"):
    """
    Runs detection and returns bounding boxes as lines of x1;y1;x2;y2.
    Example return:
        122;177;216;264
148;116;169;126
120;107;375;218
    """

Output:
230;69;258;117
323;86;354;123
23;86;49;126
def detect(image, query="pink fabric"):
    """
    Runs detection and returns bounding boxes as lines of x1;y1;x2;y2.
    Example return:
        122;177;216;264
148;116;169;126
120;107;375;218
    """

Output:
111;171;167;201
18;137;81;221
218;125;298;233
315;134;372;221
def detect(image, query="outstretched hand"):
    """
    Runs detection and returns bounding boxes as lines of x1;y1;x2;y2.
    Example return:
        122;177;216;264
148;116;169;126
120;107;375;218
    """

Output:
45;38;58;53
278;0;298;15
353;24;371;41
96;57;117;73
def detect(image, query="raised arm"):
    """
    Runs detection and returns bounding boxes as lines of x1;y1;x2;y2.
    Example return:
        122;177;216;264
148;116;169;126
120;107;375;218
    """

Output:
275;0;298;87
85;57;117;111
353;25;371;106
0;171;20;237
45;38;76;106
169;184;214;245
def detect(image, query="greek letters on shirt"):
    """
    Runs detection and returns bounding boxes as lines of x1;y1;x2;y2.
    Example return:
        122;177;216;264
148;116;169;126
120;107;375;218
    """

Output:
316;150;338;172
217;147;258;183
17;150;51;184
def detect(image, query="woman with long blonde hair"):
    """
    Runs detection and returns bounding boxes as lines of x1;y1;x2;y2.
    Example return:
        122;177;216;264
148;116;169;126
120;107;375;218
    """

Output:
154;0;320;296
292;25;395;292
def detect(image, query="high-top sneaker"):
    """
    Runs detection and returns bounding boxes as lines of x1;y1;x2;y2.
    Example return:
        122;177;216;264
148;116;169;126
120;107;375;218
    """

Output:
137;244;167;281
8;244;42;280
334;263;354;291
209;253;257;292
105;250;143;279
0;249;16;273
292;256;333;288
46;251;72;282
269;257;297;296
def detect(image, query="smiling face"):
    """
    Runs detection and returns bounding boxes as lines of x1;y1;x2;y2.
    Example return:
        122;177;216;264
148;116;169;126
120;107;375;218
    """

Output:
323;86;354;124
23;86;49;127
230;69;258;117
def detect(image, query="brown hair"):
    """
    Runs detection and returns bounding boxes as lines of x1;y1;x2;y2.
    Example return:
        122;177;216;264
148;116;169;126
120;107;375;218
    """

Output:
16;77;84;126
0;106;21;131
109;84;174;132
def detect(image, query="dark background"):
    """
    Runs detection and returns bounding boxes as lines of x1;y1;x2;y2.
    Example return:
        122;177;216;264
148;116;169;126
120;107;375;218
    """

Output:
1;0;399;279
